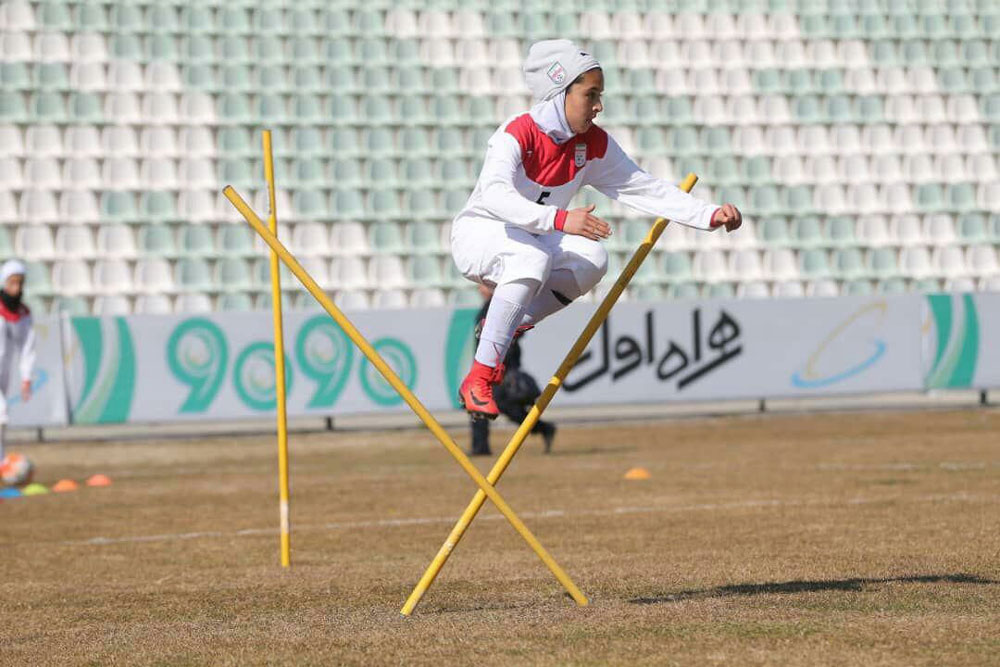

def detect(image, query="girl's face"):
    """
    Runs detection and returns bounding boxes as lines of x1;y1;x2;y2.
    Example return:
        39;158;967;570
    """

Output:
564;69;604;135
4;274;23;298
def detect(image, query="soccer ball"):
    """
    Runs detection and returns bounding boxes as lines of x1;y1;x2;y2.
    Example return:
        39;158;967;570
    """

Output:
1;453;34;486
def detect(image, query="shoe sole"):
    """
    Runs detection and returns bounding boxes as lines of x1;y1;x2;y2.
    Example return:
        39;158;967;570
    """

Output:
458;395;498;421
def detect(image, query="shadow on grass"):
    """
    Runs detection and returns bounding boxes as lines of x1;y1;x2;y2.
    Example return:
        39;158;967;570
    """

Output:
629;574;1000;605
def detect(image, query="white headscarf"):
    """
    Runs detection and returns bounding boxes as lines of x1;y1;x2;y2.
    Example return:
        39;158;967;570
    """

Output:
523;39;601;145
0;259;25;283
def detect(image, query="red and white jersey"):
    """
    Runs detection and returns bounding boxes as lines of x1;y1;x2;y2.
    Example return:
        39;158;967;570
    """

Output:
454;113;719;234
0;300;34;385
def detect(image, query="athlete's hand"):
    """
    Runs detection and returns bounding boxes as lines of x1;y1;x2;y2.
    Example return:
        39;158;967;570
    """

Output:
711;203;742;232
20;379;30;402
564;204;612;241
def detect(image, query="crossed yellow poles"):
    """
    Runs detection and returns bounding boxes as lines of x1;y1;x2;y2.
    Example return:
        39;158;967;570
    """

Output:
224;131;697;614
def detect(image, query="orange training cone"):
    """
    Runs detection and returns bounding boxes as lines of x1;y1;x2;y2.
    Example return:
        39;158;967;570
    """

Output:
86;474;112;487
624;467;651;480
52;479;79;492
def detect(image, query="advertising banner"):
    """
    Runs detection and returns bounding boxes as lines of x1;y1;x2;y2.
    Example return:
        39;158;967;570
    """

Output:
8;315;68;427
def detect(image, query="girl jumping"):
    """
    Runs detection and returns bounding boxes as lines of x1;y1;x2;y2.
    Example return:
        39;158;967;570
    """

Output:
452;39;743;419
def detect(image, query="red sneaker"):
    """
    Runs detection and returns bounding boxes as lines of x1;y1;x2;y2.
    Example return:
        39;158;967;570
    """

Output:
458;360;505;420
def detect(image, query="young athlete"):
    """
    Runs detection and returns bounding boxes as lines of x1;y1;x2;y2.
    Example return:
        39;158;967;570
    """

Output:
0;260;35;461
452;39;742;419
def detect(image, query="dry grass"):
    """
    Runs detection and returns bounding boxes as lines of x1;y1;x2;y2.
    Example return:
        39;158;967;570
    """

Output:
1;409;999;665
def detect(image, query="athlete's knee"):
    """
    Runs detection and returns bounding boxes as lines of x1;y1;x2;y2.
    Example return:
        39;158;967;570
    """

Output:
505;245;552;286
572;244;608;292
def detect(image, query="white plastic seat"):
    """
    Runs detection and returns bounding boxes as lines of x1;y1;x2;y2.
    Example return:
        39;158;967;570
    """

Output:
839;155;872;184
903;154;936;184
95;225;135;258
93;259;133;294
611;10;645;40
334;290;370;310
814;184;848;215
65;126;101;157
772;281;805;298
806;280;840;298
291;223;331;257
56;189;99;225
329;256;369;289
178;159;215;188
728;249;763;281
891;214;924;246
410;288;446;307
19;190;59;223
979;183;1000;211
93;295;131;315
180;93;216;125
368;255;407;289
141;159;178;189
0;158;22;189
102;126;139;156
175;293;213;313
763;248;799;281
52;260;93;295
142;93;180;125
54;226;95;259
25;125;63;157
764;126;797;156
372;289;408;309
146;62;182;92
23;158;61;189
861;125;895;155
967;154;997;183
330;221;369;255
134;295;173;314
900;247;933;279
101;158;140;189
856;215;890;247
177;190;217;224
103;92;142;124
139;127;179;157
643;12;675;39
924;214;957;244
15;225;55;259
736;281;770;298
134;259;175;293
968;245;999;276
107;61;143;91
934;246;969;278
454;11;485;39
797;126;832;155
35;32;70;62
0;192;17;223
178;127;216;157
847;183;883;214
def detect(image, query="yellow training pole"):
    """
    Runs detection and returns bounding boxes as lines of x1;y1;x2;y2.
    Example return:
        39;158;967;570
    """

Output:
400;173;699;615
262;130;292;569
223;185;588;607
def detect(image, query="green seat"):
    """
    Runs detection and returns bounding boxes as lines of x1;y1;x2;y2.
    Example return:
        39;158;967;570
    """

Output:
217;226;254;257
218;159;254;188
255;94;288;124
101;191;138;223
751;186;782;216
794;95;824;123
833;248;866;279
218;127;252;155
892;15;921;39
661;252;693;281
290;37;320;64
370;222;404;253
324;65;358;93
970;67;997;94
786;70;817;95
406;222;441;253
52;296;89;315
25;262;53;296
179;225;215;257
361;96;394;125
855;95;884;123
293;190;329;221
670;282;701;299
915;183;945;212
666;127;698;155
331;189;364;220
36;63;68;90
876;278;907;294
39;2;73;30
216;258;253;290
741;156;772;185
868;247;899;277
32;92;66;122
434;128;465;157
0;63;30;91
322;38;355;64
956;213;987;242
960;39;989;67
357;39;388;65
218;292;253;311
946;183;977;213
791;217;824;247
843;279;874;295
290;159;325;188
176;258;213;291
938;67;970;93
701;126;731;152
181;6;215;33
826;216;855;246
220;65;252;91
218;94;252;124
900;40;929;65
759;217;790;246
825;94;854;123
320;8;351;35
931;40;960;67
330;128;361;157
138;224;176;257
800;248;830;278
182;64;217;91
752;69;784;94
217;7;250;33
799;14;828;37
913;278;942;293
870;39;900;65
409;256;443;286
664;96;693;125
783;186;814;216
140;191;178;223
817;69;844;94
707;156;740;185
631;95;662;126
860;14;889;38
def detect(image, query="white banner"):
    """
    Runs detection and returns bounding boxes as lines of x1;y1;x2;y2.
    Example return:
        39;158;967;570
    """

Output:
522;295;925;404
9;293;1000;427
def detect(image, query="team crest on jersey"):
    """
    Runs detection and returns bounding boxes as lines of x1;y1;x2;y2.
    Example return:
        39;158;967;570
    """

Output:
547;62;566;85
574;143;587;167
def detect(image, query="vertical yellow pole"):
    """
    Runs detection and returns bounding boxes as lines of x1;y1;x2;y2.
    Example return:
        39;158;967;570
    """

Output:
400;174;699;615
263;130;291;569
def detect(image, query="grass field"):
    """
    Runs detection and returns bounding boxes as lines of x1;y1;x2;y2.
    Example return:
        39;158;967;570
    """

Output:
2;408;999;665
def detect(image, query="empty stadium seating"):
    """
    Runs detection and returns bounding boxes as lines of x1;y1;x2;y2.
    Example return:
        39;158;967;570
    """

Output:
0;1;997;313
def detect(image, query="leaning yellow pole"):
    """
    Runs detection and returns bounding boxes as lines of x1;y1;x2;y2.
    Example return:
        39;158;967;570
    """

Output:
223;185;588;606
400;173;699;615
261;131;292;569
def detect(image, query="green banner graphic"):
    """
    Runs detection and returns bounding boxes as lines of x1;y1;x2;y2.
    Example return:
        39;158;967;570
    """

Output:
72;317;136;424
925;294;979;389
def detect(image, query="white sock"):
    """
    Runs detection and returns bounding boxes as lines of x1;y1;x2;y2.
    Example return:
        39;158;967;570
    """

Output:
474;279;538;367
522;269;582;326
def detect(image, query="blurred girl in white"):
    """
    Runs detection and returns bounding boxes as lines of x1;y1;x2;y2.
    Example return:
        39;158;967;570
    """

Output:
452;39;742;419
0;260;35;461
